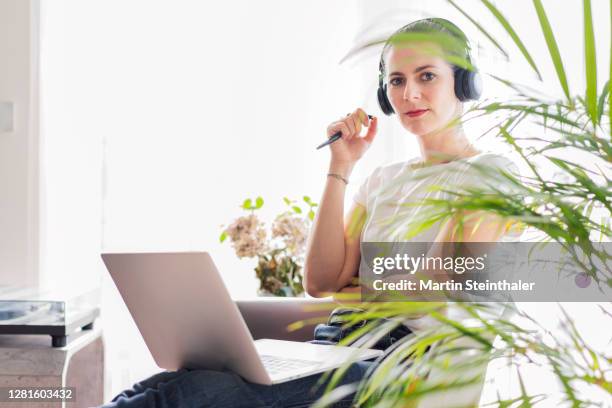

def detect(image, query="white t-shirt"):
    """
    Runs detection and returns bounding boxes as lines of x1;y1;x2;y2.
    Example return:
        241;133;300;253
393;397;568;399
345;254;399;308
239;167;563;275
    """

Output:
354;152;520;242
353;152;521;330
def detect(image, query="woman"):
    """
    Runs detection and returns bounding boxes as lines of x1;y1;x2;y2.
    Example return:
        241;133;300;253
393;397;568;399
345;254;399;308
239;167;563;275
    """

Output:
304;18;514;306
101;18;514;408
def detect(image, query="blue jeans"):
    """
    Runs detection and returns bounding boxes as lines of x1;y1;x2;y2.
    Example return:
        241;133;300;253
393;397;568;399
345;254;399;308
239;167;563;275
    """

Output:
101;361;373;408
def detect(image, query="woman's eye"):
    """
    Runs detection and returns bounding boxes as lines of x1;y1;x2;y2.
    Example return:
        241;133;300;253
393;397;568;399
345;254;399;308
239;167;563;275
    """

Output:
389;77;404;86
420;72;436;81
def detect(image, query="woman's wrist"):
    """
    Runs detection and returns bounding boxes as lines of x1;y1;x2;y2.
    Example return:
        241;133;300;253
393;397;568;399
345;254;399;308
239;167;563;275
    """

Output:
328;160;355;179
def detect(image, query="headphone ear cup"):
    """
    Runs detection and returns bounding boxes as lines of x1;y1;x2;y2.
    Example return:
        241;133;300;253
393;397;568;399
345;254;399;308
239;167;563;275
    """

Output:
454;68;468;102
377;83;395;115
454;68;483;101
467;71;483;100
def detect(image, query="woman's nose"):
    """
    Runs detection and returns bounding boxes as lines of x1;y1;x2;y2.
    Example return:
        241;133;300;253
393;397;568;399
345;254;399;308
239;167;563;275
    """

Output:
403;83;421;100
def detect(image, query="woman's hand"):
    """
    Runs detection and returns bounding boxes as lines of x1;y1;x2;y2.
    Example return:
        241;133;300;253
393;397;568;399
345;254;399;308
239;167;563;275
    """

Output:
326;108;378;166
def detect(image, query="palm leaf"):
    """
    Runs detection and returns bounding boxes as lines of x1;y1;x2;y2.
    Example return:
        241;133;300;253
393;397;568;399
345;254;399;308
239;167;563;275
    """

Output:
533;0;572;102
479;102;583;129
480;0;542;80
447;0;509;60
583;0;598;125
597;80;609;123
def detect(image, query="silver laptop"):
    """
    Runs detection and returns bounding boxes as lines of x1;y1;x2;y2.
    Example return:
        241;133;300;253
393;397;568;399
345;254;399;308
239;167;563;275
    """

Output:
101;252;382;384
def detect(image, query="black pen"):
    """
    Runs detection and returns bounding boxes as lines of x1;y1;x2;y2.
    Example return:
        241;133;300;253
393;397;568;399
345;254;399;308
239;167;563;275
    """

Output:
316;115;374;150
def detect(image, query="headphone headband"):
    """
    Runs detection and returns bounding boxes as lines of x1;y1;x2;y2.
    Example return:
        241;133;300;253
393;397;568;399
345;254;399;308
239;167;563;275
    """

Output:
379;18;472;78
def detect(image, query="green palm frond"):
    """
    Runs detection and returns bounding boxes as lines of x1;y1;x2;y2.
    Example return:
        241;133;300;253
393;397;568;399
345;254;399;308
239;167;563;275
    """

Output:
447;0;509;60
533;0;572;103
583;0;598;126
479;0;542;80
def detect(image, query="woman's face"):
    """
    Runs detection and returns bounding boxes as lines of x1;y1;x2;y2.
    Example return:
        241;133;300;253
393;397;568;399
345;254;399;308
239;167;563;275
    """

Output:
384;42;461;136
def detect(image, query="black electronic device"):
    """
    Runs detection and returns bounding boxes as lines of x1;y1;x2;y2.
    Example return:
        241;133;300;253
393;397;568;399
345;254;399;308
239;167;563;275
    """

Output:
0;286;100;347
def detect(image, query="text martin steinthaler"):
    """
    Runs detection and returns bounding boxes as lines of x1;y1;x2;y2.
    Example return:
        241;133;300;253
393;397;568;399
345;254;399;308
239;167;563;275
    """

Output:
370;255;535;291
372;279;535;291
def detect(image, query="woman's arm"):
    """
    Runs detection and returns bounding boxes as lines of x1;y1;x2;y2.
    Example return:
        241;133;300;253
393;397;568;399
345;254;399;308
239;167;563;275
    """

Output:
303;178;366;297
304;109;377;297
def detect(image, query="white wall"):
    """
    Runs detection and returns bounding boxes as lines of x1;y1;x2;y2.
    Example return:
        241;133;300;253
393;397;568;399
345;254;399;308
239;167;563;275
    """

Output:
0;0;40;288
37;0;104;294
86;0;376;297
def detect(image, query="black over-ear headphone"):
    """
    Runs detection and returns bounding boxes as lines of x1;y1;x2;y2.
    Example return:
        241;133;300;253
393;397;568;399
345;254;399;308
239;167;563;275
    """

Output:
377;18;482;116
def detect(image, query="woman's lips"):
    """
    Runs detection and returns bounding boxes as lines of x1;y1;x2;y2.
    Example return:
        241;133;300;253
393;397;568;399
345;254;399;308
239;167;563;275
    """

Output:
405;109;429;118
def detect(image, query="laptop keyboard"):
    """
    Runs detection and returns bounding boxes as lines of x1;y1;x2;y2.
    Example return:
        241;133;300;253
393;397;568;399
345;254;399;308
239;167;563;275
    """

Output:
260;355;320;375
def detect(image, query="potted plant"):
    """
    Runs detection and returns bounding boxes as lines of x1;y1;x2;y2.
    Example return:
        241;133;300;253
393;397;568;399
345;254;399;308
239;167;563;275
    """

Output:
220;196;317;297
313;1;610;406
